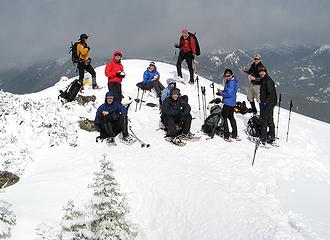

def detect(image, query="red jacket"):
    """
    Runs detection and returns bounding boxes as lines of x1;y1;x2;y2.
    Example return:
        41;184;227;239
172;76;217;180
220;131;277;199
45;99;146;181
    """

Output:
179;35;196;54
105;50;125;83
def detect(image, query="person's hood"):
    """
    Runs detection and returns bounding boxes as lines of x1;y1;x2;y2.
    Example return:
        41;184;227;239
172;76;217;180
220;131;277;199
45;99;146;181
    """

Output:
104;92;114;103
112;50;123;61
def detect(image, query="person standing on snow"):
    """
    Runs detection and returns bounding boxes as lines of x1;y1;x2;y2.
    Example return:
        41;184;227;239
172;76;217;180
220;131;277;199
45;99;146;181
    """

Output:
216;69;239;142
77;33;99;89
105;51;126;103
242;53;265;114
175;28;196;84
258;67;277;147
142;62;165;97
94;92;135;144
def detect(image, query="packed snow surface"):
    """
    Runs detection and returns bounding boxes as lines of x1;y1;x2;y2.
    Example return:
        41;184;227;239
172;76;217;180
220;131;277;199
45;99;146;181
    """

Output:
1;59;330;239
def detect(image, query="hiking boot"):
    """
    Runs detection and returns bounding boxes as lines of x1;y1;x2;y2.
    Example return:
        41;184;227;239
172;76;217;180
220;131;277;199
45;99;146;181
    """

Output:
232;136;242;141
122;135;135;145
260;141;271;149
188;80;194;84
171;136;183;145
106;137;116;146
92;84;100;89
224;137;232;142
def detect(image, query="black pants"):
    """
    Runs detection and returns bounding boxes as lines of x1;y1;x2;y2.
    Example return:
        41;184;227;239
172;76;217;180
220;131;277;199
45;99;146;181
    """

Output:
78;61;96;84
98;115;128;139
108;82;122;103
176;51;194;83
260;106;275;143
161;113;192;138
143;80;165;96
222;105;237;139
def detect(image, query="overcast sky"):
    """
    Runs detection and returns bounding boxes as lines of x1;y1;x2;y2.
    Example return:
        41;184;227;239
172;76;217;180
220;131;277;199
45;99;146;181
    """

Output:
0;0;329;69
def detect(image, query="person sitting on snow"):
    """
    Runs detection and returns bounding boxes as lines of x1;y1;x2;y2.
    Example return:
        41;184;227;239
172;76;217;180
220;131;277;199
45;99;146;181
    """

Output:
94;92;134;144
161;88;193;144
161;78;188;105
142;62;165;98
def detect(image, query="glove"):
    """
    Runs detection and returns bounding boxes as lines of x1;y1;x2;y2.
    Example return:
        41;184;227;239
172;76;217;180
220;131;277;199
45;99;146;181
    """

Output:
174;43;180;48
116;71;126;77
259;102;268;109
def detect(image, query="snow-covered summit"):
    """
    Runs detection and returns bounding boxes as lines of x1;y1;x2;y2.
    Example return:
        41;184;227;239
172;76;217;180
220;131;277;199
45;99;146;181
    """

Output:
1;59;330;240
314;44;330;55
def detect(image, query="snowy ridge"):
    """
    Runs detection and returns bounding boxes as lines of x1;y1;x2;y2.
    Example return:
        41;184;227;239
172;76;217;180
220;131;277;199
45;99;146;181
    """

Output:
1;59;330;239
314;44;330;55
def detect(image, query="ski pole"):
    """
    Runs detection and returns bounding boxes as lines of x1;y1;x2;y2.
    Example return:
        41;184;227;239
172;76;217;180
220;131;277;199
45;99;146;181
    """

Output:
286;100;293;143
201;86;207;120
276;93;281;138
210;83;215;99
129;126;150;148
252;139;261;166
196;76;201;111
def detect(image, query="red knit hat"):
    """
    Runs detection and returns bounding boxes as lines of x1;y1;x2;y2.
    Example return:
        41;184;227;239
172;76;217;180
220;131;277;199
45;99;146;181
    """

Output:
181;28;188;34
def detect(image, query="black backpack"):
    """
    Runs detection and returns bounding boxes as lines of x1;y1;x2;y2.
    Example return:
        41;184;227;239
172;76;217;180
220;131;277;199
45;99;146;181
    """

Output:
234;101;248;115
180;32;201;56
247;115;262;137
202;105;224;137
69;41;80;64
58;79;83;102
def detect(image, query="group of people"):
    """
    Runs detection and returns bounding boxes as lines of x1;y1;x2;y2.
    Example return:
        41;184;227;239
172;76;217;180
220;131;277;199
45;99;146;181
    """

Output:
75;29;277;147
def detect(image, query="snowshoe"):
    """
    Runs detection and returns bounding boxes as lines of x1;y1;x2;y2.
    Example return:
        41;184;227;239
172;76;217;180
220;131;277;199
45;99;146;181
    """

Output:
165;136;186;147
179;133;201;142
106;137;117;146
120;135;136;145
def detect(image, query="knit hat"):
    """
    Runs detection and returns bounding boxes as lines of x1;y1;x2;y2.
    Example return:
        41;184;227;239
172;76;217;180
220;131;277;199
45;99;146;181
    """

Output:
258;66;268;73
106;92;114;98
166;78;176;85
149;61;156;67
254;54;262;59
170;88;180;96
181;28;188;35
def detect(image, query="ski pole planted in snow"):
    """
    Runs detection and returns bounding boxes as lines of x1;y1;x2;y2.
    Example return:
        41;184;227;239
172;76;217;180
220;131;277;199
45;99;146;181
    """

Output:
252;139;261;166
210;83;215;99
196;76;201;111
286;100;293;143
276;93;281;139
201;86;207;120
129;126;150;148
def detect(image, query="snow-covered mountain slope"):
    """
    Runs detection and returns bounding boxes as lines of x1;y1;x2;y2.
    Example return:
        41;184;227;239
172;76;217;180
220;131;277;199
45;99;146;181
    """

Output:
1;59;330;239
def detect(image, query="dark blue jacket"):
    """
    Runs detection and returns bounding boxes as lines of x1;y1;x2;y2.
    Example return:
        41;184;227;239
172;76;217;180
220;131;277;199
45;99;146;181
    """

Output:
161;97;191;117
94;99;127;125
143;67;160;84
220;76;238;107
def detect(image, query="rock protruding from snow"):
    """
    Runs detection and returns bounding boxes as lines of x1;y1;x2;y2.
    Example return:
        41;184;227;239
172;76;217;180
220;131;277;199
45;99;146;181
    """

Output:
0;171;19;189
0;200;16;238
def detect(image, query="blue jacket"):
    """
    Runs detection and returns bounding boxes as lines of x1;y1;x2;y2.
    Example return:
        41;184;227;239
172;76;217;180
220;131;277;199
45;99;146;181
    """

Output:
220;76;238;107
143;67;160;84
94;98;127;125
161;86;174;102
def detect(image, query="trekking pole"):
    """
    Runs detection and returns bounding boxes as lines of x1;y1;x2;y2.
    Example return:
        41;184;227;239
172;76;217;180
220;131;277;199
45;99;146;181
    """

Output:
275;93;281;139
196;76;201;111
201;86;207;120
129;126;150;148
210;83;215;99
135;88;140;112
286;100;293;143
252;139;261;166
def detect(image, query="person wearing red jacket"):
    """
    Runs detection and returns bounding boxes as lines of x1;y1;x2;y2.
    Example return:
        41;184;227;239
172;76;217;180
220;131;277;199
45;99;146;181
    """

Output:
175;28;196;84
104;50;126;102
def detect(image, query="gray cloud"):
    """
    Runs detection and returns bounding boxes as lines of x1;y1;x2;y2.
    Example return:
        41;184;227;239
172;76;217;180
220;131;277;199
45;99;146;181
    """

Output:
0;0;329;69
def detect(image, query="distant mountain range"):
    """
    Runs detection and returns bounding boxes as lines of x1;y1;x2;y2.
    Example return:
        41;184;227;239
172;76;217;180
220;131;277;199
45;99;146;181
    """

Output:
162;44;330;123
0;44;329;123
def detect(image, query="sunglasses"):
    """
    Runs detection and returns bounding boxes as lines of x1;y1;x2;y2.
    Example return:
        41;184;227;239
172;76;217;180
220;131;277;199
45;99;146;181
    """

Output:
224;75;232;78
254;58;261;60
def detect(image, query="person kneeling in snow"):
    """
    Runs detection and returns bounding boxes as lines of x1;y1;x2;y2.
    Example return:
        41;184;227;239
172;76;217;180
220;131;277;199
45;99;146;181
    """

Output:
94;92;134;144
142;62;165;98
161;78;188;105
161;88;193;144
